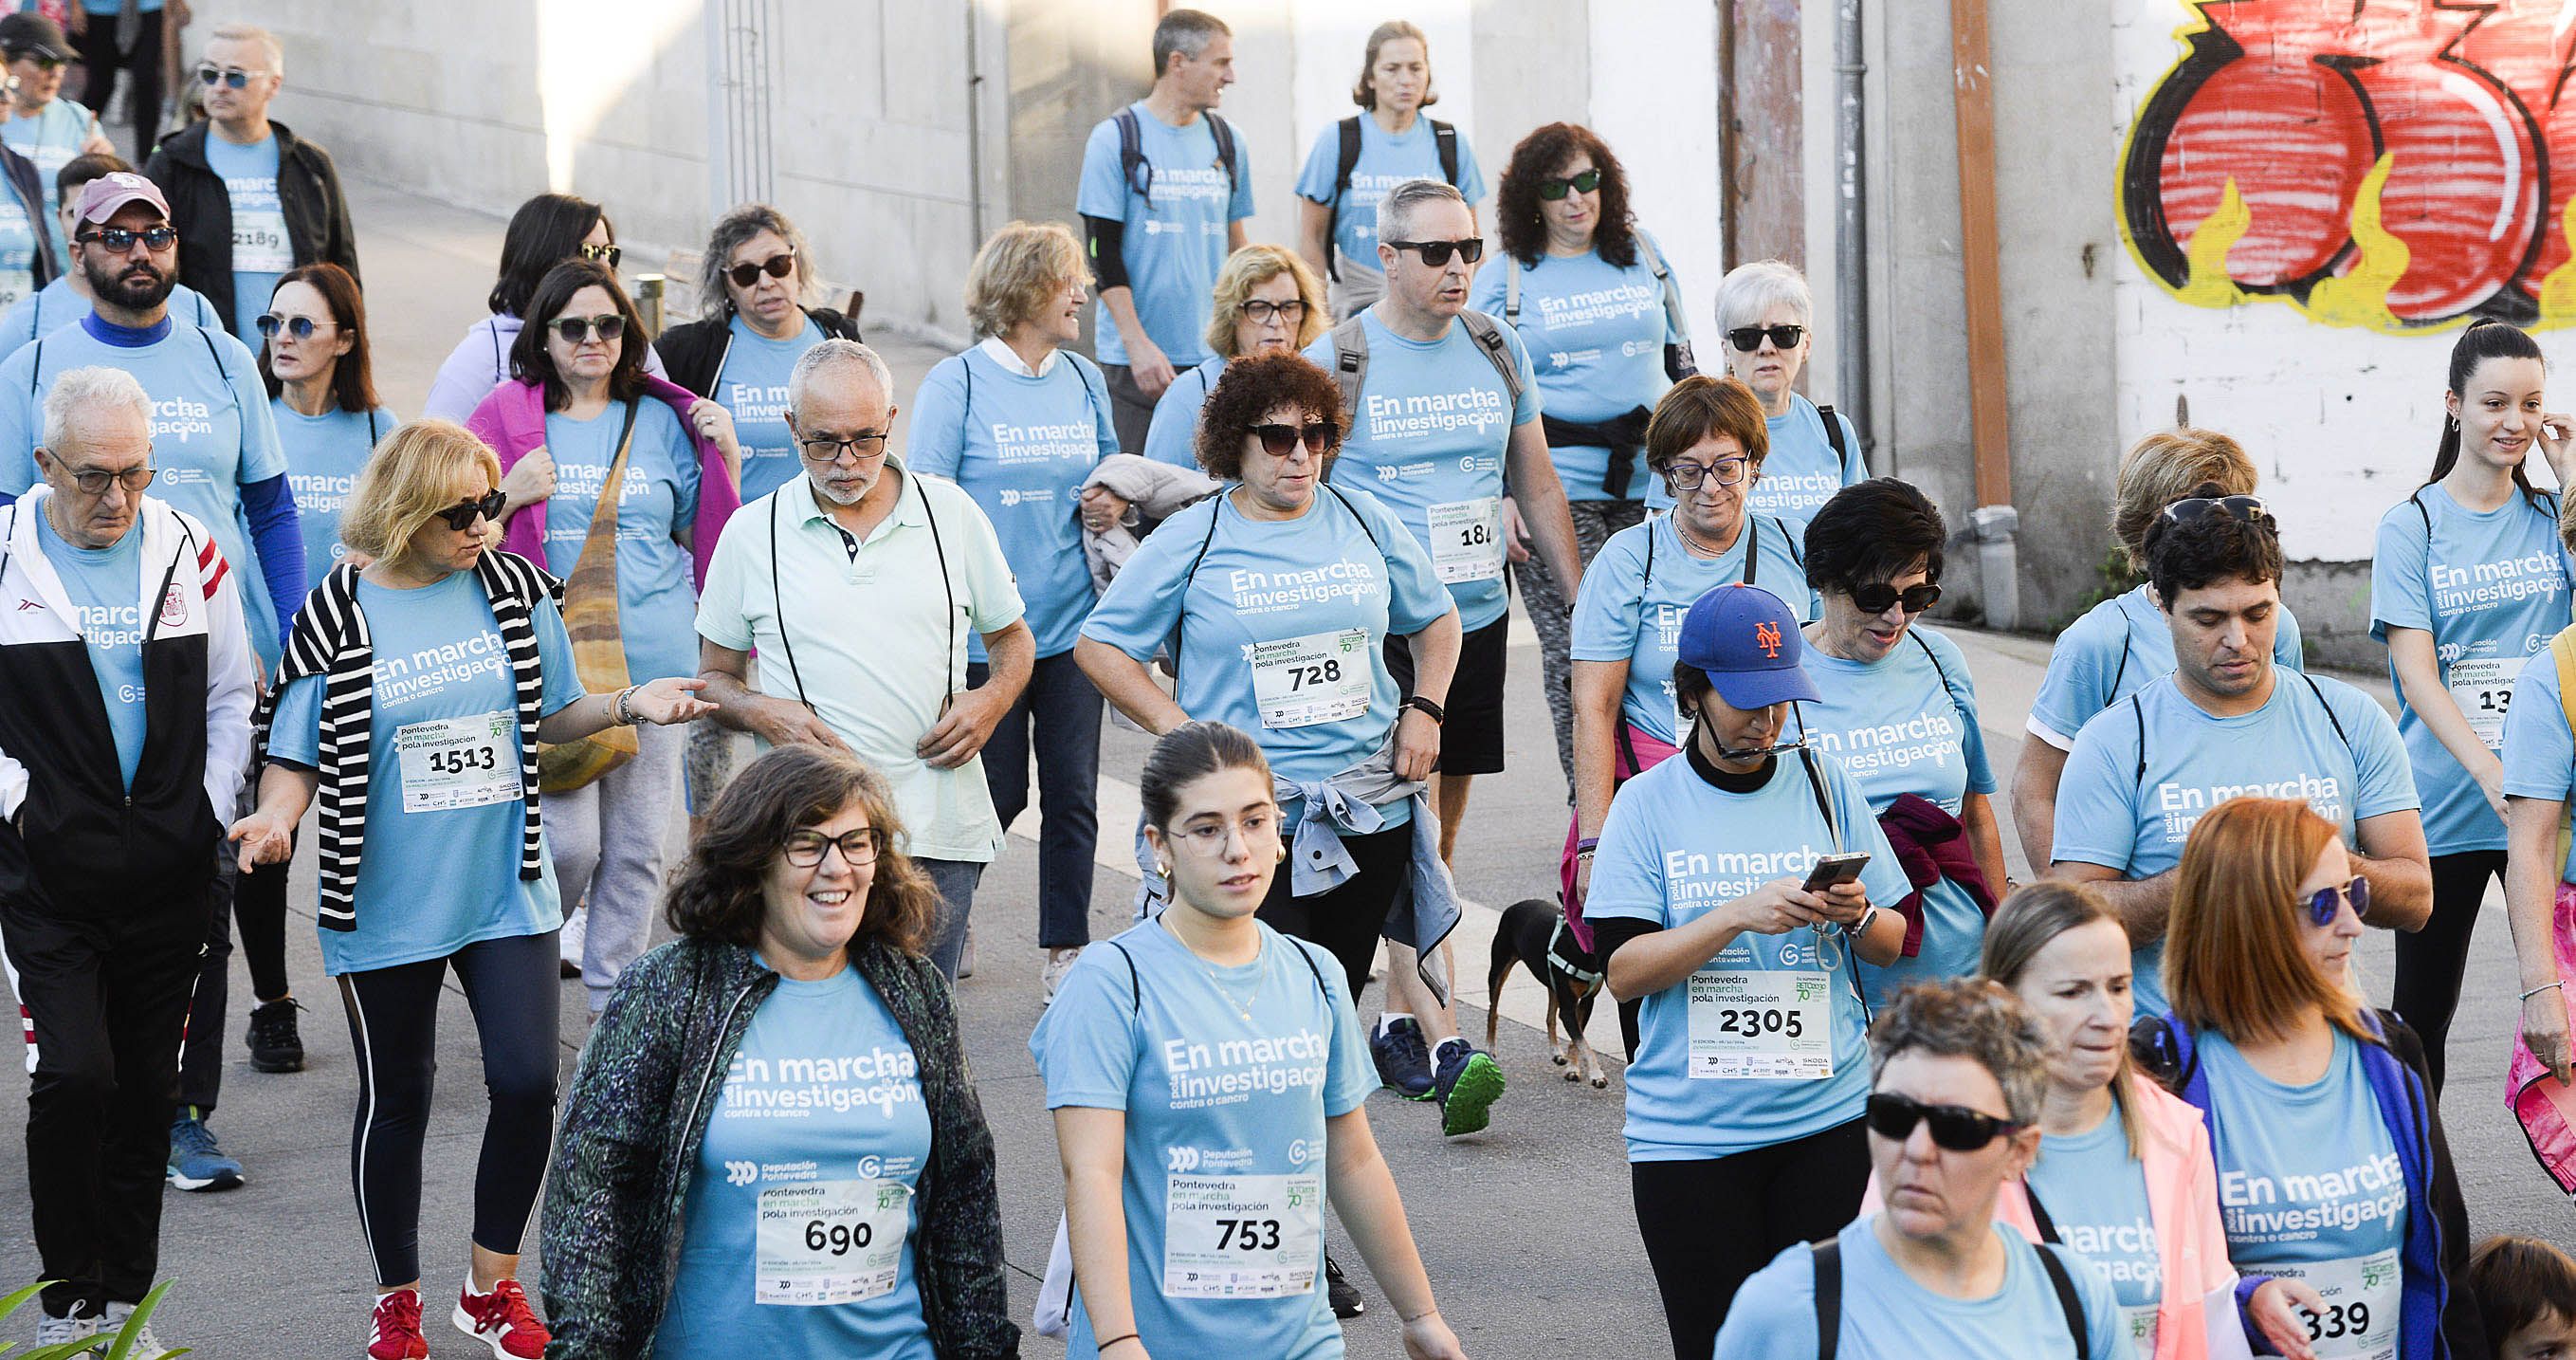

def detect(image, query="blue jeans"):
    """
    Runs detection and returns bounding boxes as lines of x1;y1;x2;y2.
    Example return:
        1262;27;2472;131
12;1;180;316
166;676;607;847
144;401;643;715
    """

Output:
919;857;987;982
968;651;1102;949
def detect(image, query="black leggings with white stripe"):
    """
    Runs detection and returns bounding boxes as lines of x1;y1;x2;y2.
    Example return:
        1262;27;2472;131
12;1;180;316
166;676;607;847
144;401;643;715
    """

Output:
337;930;559;1286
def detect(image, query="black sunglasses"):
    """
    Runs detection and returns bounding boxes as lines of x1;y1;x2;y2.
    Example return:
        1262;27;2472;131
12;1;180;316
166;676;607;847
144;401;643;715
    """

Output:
9;51;63;71
577;242;623;269
255;313;333;340
1251;421;1335;457
1849;581;1943;616
1726;323;1805;353
551;314;626;345
1537;168;1601;201
1385;237;1484;266
435;490;508;532
726;251;795;288
1866;1092;2026;1152
2304;875;2367;928
2161;494;2275;530
76;225;176;253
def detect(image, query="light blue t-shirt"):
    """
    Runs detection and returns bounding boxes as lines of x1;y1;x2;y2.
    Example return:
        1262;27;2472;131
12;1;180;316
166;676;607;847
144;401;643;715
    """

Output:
0;277;217;360
1292;115;1488;266
1469;236;1678;502
203;132;288;355
2052;672;2417;1015
715;313;827;502
1800;628;1999;1004
1076;102;1254;369
540;398;702;682
1304;309;1540;633
1;99;96;274
1712;1218;2134;1360
906;345;1118;659
0;182;36;316
275;401;393;594
1142;355;1225;469
267;568;583;975
2370;485;2571;855
1030;919;1377;1360
1081;485;1450;828
34;505;144;787
654;962;935;1360
81;0;164;13
0;315;288;668
1586;748;1909;1161
2500;647;2576;880
2200;1027;2408;1335
2026;1109;2165;1340
2028;584;2308;748
1567;514;1817;745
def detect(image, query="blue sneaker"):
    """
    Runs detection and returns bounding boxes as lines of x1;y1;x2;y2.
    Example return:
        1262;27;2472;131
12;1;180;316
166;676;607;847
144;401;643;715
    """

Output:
1433;1038;1506;1137
1370;1016;1435;1100
166;1107;244;1191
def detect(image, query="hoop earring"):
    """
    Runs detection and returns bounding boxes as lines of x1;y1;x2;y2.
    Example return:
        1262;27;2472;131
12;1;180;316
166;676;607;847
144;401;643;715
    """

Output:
1156;860;1173;878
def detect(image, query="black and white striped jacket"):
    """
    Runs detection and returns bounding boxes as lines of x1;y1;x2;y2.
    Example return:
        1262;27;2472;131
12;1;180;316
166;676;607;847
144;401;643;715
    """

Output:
264;551;559;931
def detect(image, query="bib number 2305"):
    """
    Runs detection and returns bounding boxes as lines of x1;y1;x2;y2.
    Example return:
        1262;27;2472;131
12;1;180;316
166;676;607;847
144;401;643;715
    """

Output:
1687;969;1834;1079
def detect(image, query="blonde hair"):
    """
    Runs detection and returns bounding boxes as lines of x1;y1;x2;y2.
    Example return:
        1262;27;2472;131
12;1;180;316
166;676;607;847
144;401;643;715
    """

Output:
2110;428;2256;569
2166;798;2375;1048
340;420;500;570
1979;881;2147;1156
963;221;1084;340
1206;245;1328;357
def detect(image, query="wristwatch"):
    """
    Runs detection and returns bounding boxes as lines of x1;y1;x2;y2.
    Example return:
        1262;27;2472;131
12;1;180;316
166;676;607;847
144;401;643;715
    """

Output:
1843;905;1881;939
1400;694;1446;725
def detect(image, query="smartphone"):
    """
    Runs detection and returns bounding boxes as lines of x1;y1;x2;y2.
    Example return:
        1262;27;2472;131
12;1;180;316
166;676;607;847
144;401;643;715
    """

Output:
1800;852;1871;893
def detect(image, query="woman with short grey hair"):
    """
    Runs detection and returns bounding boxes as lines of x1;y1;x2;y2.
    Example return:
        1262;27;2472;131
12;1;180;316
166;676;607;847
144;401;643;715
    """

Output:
1713;979;2137;1358
1701;259;1865;527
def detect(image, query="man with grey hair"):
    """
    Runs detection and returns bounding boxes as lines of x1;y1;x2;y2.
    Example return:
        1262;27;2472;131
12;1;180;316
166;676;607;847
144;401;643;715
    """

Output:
143;21;359;351
0;363;254;1348
696;339;1034;979
1078;7;1251;450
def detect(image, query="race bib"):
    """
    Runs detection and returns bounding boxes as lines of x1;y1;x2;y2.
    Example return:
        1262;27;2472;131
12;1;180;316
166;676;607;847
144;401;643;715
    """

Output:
393;712;519;814
1162;1172;1323;1299
229;176;292;272
1686;968;1834;1079
753;1178;913;1306
1249;628;1372;729
2267;1249;2402;1360
2122;1304;2159;1359
1426;496;1503;583
2445;654;2514;751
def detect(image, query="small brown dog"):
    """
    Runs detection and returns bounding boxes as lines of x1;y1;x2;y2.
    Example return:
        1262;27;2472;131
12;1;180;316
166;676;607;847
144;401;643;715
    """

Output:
1485;898;1611;1089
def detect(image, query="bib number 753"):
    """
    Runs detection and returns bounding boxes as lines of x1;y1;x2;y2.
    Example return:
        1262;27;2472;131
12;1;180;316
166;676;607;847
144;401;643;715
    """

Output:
1215;1218;1284;1252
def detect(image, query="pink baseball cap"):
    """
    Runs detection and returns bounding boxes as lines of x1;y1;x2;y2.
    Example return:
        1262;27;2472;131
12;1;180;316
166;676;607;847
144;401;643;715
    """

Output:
74;172;170;226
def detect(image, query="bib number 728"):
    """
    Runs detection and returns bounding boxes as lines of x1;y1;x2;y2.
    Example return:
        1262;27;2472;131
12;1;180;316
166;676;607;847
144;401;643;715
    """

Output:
1288;659;1343;691
1215;1218;1284;1252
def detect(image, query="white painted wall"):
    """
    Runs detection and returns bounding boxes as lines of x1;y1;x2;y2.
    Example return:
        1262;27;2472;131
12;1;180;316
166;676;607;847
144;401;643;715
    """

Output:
1588;1;1723;341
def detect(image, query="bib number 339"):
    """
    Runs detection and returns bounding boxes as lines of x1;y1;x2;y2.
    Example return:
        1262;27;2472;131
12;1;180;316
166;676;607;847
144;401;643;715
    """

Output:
1163;1172;1323;1298
754;1178;913;1306
2271;1249;2401;1360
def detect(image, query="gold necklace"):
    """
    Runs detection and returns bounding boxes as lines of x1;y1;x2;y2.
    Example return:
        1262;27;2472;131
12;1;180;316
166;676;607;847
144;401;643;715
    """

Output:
1200;939;1266;1022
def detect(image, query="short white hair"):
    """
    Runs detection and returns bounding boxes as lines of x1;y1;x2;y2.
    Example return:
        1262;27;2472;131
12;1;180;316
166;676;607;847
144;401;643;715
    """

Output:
788;339;893;417
43;366;151;454
210;23;284;78
1714;259;1815;335
1376;177;1468;248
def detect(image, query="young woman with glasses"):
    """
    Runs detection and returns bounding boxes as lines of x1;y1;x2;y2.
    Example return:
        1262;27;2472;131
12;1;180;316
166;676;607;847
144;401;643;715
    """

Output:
2135;797;2486;1360
539;743;1017;1357
910;221;1121;1004
1695;259;1863;527
227;419;712;1360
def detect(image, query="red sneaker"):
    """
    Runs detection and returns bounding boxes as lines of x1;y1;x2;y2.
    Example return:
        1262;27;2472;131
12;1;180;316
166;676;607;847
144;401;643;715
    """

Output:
451;1278;550;1359
366;1288;429;1360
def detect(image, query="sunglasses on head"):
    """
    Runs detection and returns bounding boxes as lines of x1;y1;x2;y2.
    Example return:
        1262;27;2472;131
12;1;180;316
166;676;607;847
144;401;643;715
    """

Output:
254;313;332;340
577;242;623;269
194;64;265;89
76;225;175;253
726;251;795;288
2304;875;2367;928
1849;581;1943;615
2160;493;2274;530
1251;421;1335;457
1537;168;1602;201
1386;237;1484;266
1865;1092;2026;1152
435;490;507;532
551;314;626;345
1726;323;1805;353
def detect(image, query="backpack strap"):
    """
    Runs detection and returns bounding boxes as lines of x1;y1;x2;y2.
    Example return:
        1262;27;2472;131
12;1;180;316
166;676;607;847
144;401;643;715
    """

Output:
1910;631;1972;735
1329;315;1370;427
1455;310;1526;408
1325;116;1364;283
1320;483;1382;551
1432;119;1460;185
2296;671;2352;749
1504;257;1523;326
2107;634;2132;704
2023;1182;2064;1244
2034;1244;2091;1359
2410;490;2432;542
1205;112;1241;200
1776;514;1805;570
1115;107;1151;208
1105;939;1144;1015
2130;692;2148;789
1634;231;1690;344
1817;402;1854;479
1170;498;1227;688
1811;1238;1843;1360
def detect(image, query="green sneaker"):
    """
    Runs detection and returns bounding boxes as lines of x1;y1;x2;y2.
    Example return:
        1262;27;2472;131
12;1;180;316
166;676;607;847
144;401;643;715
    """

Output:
1433;1040;1505;1137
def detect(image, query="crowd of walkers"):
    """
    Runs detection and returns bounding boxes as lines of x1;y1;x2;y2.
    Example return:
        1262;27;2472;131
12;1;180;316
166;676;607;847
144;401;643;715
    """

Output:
6;9;2576;1360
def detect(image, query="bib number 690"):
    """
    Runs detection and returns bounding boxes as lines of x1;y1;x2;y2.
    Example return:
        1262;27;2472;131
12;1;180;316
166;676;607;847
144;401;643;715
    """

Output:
804;1219;875;1256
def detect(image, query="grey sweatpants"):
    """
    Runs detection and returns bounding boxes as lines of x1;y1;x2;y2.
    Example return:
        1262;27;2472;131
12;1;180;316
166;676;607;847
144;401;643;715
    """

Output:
1512;498;1648;802
547;719;686;1011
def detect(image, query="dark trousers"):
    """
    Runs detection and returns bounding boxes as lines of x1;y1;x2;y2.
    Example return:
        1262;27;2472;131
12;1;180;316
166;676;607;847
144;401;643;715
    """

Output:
338;929;560;1286
176;853;235;1112
970;652;1102;948
2395;848;2504;1095
1631;1117;1872;1360
1098;362;1157;456
1256;822;1412;1004
231;828;295;1002
73;9;163;161
2;882;211;1317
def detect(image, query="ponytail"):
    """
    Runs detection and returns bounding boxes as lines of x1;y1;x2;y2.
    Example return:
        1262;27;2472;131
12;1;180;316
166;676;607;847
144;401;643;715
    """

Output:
2431;319;2550;514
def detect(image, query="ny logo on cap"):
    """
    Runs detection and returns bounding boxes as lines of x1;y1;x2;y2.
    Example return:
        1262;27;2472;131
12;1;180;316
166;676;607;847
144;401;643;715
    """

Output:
1754;621;1782;658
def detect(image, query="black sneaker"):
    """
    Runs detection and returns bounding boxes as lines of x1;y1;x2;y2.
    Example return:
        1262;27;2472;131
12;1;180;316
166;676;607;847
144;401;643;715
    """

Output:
1369;1016;1435;1100
1433;1038;1506;1137
245;998;304;1073
1325;1254;1365;1318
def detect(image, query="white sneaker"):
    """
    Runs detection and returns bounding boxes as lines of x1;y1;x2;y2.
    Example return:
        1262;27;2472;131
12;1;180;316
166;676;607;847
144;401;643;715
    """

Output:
558;906;587;976
35;1311;97;1346
1041;946;1083;1004
100;1300;173;1359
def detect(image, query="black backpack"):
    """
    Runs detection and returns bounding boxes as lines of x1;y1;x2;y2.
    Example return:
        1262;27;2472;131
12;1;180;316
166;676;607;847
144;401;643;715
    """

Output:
1115;106;1239;211
1323;114;1459;281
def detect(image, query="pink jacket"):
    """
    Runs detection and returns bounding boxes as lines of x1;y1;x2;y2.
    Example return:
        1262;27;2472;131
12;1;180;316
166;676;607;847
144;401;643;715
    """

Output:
465;375;741;590
1861;1074;2238;1359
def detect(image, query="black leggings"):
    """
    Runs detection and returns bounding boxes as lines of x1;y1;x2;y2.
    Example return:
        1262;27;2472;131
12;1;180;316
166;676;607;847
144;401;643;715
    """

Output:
1631;1117;1871;1360
2394;849;2503;1095
338;929;560;1286
1256;822;1412;1004
72;8;162;162
232;830;296;1003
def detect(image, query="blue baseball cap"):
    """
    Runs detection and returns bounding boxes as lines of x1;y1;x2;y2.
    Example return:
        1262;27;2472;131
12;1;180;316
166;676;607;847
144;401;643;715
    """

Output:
1675;583;1820;710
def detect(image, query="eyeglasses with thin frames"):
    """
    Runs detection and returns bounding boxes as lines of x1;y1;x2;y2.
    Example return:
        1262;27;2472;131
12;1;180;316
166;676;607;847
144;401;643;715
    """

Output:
1241;299;1306;324
2303;875;2368;928
783;829;880;868
61;463;155;496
